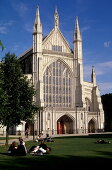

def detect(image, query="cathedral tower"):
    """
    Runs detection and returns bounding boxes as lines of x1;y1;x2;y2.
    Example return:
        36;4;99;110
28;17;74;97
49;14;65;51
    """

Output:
73;17;85;107
33;7;43;105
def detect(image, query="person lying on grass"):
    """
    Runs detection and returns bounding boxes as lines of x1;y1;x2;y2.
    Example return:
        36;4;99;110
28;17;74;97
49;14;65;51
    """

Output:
96;139;111;144
29;140;51;155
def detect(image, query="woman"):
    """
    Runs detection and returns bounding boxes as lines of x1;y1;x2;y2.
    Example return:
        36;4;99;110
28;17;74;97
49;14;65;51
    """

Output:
17;140;27;156
8;141;17;156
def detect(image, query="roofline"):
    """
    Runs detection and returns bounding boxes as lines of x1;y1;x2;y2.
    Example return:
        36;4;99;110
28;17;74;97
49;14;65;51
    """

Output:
18;47;33;61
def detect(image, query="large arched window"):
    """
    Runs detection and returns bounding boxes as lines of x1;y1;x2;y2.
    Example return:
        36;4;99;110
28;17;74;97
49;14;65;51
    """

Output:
43;60;72;108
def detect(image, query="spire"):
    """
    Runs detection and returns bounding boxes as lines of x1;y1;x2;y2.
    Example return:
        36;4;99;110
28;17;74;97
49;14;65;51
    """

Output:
92;66;95;76
33;6;42;33
91;66;96;86
54;7;59;29
74;16;82;41
75;16;80;31
36;7;41;25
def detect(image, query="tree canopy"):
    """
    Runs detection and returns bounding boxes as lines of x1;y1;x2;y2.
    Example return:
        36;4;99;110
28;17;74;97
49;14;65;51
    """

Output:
101;93;112;131
0;53;38;144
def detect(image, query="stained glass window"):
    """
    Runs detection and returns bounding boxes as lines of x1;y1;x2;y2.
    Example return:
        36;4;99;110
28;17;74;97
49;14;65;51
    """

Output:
43;60;72;107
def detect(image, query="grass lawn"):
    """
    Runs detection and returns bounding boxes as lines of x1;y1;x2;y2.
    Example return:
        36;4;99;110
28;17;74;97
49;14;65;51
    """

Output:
0;134;112;170
0;137;18;140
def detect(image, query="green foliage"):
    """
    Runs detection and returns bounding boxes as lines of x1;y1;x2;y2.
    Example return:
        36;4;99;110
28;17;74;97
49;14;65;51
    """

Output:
101;93;112;131
0;52;38;129
0;40;4;51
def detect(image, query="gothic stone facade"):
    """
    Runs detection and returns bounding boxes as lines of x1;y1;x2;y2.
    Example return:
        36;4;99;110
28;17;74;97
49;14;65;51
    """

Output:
17;8;104;135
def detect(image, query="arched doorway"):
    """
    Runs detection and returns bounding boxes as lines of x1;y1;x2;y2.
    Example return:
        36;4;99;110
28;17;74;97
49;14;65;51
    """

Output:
88;119;96;133
57;115;73;134
25;122;34;135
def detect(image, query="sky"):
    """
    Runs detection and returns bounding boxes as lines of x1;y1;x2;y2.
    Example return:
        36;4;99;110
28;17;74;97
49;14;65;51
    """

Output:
0;0;112;95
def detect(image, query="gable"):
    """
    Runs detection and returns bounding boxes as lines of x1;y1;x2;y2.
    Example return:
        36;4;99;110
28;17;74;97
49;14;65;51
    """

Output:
43;28;72;53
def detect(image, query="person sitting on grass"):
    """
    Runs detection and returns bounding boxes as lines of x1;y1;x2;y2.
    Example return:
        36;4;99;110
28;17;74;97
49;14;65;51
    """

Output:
35;134;45;142
35;134;42;142
18;137;26;148
8;141;17;156
44;135;54;142
16;140;27;156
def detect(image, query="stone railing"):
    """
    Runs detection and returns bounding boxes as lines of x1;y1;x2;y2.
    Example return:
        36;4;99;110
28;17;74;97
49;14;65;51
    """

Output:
88;112;98;115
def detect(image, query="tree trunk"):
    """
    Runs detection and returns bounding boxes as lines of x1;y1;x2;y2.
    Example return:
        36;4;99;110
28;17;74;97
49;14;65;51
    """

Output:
5;126;9;145
33;123;35;141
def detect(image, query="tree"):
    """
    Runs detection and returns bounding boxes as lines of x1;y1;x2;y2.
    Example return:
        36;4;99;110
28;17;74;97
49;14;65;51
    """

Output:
0;53;38;145
0;40;4;51
101;93;112;131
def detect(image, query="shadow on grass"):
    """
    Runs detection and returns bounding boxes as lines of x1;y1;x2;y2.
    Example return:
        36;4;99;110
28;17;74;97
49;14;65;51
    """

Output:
95;150;112;157
0;152;10;156
0;153;111;170
56;133;112;139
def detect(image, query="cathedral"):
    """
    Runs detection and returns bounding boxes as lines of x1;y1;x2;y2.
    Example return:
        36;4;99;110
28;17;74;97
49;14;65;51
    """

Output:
17;7;104;136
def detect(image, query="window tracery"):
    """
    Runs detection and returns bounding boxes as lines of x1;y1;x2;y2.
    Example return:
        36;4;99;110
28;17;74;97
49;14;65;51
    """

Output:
43;60;72;107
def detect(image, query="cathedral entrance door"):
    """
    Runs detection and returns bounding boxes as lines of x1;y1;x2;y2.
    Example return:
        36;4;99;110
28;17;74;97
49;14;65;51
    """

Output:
88;119;96;133
57;115;73;134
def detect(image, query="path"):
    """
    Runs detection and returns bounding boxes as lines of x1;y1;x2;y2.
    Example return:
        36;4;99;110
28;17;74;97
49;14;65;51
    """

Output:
0;132;111;145
0;136;33;145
